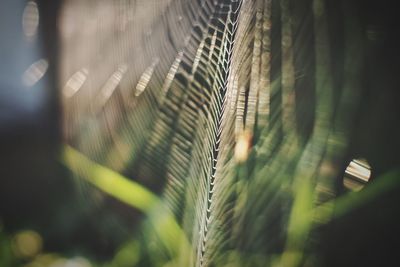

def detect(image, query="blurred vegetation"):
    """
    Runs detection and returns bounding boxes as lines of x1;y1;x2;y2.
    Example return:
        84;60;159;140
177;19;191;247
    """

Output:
1;148;398;266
